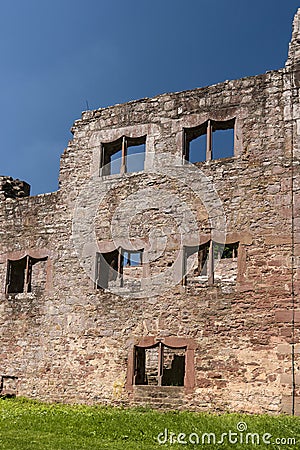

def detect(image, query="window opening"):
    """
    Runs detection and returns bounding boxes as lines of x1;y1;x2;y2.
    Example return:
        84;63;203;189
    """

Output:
184;122;207;163
101;137;123;176
134;343;186;387
183;242;210;286
95;249;120;289
184;119;235;162
6;256;48;294
212;126;234;160
123;250;142;266
183;241;239;285
214;242;239;282
162;347;185;386
126;141;146;173
110;149;123;175
213;242;238;260
145;346;160;386
134;347;146;385
101;136;146;176
0;375;18;397
95;248;143;289
6;256;27;293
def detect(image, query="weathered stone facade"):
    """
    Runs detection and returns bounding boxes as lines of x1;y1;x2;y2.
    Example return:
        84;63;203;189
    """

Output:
1;10;300;414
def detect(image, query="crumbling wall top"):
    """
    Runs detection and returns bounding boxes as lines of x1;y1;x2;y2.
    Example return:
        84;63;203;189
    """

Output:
286;8;300;70
0;176;30;200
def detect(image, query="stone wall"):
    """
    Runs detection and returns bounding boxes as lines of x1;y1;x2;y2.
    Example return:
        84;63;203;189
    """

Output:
0;176;30;200
1;9;300;414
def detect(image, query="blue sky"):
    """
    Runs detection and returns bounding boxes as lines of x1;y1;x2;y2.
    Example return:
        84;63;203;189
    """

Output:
1;0;299;195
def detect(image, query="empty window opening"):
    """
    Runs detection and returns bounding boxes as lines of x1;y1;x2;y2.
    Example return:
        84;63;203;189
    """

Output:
0;375;18;397
95;248;143;290
189;134;207;163
162;347;185;387
101;137;122;175
184;122;207;163
101;136;146;176
123;250;142;266
183;241;239;285
126;142;146;173
183;242;210;285
214;242;239;282
184;119;235;162
142;346;159;386
213;242;238;260
29;257;48;294
122;249;143;289
212;124;234;160
95;249;120;289
134;343;185;387
6;257;27;293
110;149;123;175
6;256;48;294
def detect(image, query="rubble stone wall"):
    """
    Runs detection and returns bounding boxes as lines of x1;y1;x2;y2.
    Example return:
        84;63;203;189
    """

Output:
1;9;300;414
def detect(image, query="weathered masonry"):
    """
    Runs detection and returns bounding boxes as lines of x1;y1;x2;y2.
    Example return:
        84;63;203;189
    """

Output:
1;10;300;414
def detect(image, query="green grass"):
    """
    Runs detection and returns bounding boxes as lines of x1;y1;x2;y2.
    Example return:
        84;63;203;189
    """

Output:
0;398;299;449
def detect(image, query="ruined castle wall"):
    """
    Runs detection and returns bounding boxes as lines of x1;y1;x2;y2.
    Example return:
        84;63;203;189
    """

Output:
1;11;300;414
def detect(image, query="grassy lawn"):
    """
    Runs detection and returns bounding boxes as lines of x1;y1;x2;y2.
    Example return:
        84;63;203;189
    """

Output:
0;398;299;449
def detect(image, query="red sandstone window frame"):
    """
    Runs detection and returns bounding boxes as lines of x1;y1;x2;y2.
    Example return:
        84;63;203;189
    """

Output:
126;337;196;393
134;342;186;386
